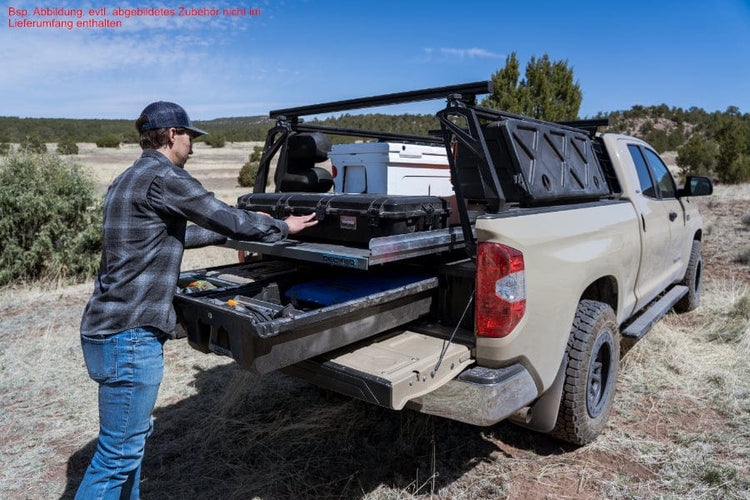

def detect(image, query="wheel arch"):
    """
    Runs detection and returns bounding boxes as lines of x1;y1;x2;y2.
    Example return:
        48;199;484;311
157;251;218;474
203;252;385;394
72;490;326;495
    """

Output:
580;275;619;316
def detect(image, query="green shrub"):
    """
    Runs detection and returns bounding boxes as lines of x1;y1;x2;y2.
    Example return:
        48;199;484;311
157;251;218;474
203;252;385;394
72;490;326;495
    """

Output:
0;154;102;285
19;135;47;154
205;133;226;148
238;146;264;188
249;145;263;163
121;130;139;144
238;162;259;188
0;142;11;156
57;138;79;155
677;135;718;177
718;153;750;184
95;134;120;148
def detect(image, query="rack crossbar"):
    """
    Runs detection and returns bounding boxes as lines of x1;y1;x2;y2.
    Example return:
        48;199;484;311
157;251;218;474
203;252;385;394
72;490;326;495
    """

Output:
270;81;492;119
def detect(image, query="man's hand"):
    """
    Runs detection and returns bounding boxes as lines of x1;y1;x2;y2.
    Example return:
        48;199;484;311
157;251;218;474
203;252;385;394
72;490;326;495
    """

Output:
284;213;318;235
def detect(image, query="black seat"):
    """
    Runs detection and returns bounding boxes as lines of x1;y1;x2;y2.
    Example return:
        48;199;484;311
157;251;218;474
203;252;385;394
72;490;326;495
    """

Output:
276;132;333;192
279;163;334;192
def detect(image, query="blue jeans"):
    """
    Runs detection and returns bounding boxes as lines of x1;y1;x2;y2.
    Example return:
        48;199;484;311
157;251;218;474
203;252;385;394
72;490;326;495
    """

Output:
76;327;167;500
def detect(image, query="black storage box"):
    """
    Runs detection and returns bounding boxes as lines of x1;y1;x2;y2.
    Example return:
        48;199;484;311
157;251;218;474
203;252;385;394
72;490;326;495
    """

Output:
456;118;610;206
237;193;451;246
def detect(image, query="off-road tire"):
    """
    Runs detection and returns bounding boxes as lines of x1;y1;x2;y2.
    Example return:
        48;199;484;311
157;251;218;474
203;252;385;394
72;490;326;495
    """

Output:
550;300;620;445
673;240;702;313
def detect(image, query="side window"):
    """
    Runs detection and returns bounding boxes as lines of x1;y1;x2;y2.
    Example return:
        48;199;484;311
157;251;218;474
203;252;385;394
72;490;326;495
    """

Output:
643;149;677;199
627;145;656;198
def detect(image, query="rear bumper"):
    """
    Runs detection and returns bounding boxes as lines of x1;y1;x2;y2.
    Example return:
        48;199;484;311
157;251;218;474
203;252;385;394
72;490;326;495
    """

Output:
405;364;538;426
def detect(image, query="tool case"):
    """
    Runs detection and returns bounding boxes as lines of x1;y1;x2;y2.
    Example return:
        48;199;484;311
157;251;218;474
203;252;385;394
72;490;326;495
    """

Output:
237;193;451;246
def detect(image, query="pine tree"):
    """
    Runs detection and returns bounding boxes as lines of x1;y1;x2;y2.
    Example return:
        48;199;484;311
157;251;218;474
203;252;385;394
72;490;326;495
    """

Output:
481;53;526;115
482;52;582;121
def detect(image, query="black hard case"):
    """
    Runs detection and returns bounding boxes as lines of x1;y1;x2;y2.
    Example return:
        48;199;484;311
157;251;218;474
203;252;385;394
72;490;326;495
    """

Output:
237;193;451;246
455;118;610;205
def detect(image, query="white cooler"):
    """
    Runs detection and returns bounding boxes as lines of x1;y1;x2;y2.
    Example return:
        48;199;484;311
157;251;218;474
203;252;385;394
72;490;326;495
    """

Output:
328;142;453;196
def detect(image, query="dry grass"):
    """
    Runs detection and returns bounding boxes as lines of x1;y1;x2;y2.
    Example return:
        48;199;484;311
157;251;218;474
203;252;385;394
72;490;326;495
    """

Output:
1;148;749;498
65;141;266;204
605;280;750;498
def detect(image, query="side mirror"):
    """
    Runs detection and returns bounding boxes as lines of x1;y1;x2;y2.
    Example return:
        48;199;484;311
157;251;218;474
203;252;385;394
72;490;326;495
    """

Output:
678;176;713;197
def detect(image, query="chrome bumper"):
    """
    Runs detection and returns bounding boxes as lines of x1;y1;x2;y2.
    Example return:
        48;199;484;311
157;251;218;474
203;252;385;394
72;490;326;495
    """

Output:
405;364;538;426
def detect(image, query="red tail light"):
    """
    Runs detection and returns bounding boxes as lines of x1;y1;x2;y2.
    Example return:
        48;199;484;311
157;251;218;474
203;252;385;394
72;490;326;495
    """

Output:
331;165;338;178
476;242;526;337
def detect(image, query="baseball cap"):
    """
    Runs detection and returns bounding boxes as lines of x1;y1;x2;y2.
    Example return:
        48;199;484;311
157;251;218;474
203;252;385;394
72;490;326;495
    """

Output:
136;101;208;136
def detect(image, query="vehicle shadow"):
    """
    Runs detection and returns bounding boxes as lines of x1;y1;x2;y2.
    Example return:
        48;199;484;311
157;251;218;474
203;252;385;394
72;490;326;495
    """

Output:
62;361;574;499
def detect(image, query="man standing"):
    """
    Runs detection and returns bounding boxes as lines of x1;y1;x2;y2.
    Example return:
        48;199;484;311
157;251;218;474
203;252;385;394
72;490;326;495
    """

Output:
76;101;316;499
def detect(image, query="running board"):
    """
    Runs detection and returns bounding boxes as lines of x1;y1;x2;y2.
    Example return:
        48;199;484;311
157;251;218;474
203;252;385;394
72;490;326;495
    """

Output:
622;285;688;339
282;330;473;410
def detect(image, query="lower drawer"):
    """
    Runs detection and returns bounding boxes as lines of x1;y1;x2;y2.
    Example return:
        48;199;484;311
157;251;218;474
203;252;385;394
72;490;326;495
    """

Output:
174;261;438;374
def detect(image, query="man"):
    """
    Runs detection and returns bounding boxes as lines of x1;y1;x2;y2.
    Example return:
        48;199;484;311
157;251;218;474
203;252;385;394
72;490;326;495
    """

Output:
76;101;316;499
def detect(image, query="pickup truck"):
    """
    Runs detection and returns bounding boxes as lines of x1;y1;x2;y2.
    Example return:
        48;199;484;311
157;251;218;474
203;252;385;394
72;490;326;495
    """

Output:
174;82;712;445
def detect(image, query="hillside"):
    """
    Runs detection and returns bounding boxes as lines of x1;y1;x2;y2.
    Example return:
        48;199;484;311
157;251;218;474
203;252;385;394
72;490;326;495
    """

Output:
0;104;736;146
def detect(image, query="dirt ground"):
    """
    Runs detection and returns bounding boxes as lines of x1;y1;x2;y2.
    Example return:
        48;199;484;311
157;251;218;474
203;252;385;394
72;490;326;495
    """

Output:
0;146;748;499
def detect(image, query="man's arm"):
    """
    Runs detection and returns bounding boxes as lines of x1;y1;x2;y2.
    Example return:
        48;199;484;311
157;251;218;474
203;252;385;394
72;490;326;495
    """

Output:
184;213;317;248
184;224;227;249
154;171;316;243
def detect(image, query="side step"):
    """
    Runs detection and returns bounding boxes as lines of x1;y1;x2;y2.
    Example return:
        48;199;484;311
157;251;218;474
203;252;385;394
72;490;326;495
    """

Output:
622;285;688;339
283;330;473;410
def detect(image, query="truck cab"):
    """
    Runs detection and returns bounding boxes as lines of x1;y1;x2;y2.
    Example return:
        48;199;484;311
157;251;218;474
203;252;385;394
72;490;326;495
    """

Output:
602;134;704;312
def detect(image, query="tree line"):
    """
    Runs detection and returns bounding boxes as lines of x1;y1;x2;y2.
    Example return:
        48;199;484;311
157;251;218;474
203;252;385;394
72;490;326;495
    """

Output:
602;105;750;182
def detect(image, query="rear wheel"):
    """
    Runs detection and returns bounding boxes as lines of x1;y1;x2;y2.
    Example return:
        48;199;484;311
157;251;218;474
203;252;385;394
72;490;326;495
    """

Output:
674;240;702;313
551;300;620;445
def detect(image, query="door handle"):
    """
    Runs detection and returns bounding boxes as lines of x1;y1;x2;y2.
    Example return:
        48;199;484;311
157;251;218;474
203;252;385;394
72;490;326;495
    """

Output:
669;212;678;222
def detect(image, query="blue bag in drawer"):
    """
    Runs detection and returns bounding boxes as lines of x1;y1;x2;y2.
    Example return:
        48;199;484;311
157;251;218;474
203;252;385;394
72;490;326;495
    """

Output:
286;273;431;307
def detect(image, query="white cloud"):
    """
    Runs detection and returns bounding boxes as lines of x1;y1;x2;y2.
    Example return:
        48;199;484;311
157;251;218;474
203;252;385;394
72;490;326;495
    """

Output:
0;2;278;118
439;47;502;59
419;47;503;63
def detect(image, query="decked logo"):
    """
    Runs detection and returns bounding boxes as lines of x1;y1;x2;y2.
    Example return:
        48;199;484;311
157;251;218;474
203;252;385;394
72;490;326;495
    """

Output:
322;254;358;268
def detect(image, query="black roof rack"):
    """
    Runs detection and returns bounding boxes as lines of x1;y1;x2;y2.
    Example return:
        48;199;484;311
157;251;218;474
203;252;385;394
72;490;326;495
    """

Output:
269;81;492;119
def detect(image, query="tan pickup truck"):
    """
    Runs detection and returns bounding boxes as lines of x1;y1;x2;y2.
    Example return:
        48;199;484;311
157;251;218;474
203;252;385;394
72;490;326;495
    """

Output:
174;82;712;445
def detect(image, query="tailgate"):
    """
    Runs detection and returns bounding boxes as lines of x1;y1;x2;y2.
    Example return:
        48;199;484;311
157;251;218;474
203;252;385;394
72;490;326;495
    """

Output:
284;329;474;410
174;260;438;374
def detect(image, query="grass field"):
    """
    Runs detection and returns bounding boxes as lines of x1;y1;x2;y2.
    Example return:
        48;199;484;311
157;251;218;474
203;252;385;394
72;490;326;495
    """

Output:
0;145;748;499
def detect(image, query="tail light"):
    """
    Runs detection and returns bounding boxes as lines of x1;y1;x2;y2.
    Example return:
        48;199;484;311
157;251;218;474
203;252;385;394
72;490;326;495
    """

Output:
476;242;526;337
331;165;338;178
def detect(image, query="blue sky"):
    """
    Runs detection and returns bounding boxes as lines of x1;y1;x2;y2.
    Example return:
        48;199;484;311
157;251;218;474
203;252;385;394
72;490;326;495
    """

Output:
2;0;749;120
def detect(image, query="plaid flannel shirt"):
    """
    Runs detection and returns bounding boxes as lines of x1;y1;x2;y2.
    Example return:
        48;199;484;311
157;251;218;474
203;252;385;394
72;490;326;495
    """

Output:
80;149;288;338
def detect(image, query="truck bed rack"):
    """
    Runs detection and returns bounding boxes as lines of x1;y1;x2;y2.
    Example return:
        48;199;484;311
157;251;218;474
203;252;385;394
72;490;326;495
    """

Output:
252;81;611;258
